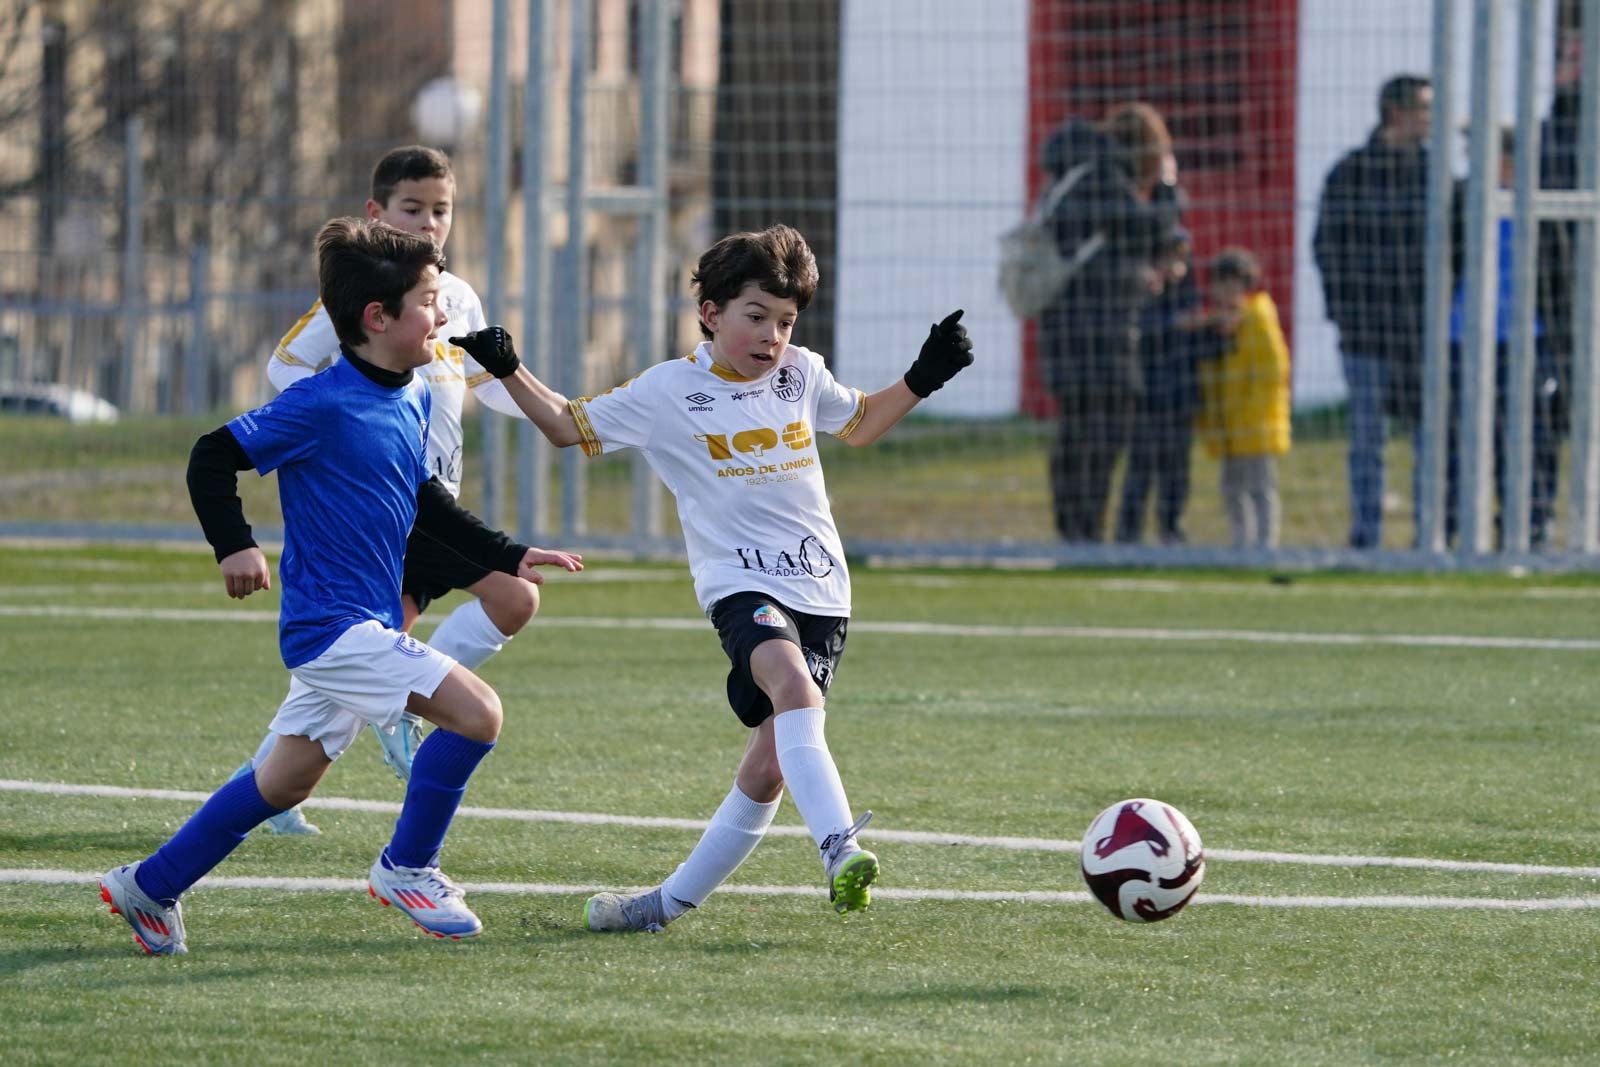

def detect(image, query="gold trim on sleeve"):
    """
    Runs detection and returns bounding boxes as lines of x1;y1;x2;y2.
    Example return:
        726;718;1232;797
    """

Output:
834;389;868;440
569;398;604;457
273;301;322;359
271;345;315;369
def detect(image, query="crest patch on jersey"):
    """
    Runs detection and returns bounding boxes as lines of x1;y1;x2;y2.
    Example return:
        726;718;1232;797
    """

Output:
752;604;786;628
773;366;806;402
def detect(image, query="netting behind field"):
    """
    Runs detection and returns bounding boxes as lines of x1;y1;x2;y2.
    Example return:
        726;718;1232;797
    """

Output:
0;0;1592;562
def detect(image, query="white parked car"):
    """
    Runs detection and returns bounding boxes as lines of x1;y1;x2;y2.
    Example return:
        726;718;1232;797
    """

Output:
0;383;120;423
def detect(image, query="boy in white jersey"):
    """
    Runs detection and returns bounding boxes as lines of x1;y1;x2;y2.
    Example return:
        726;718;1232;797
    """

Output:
236;146;539;834
99;219;582;954
452;224;973;927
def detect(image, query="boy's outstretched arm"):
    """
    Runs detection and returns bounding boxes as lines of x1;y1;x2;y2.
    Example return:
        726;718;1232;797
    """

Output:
187;426;271;599
847;308;974;446
449;326;585;448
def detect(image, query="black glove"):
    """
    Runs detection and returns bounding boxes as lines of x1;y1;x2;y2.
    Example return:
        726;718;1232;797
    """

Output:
448;326;521;379
903;309;974;399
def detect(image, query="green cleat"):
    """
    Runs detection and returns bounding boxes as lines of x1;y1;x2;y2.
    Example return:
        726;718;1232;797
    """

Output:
822;811;878;914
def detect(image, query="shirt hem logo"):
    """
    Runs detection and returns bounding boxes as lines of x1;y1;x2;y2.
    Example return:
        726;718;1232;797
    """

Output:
735;536;837;579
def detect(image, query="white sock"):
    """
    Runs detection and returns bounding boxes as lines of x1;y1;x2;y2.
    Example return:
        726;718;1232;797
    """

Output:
250;729;278;768
772;707;855;854
426;598;512;670
659;784;780;919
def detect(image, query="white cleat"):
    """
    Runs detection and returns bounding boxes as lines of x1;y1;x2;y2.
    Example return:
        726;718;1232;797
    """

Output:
100;862;188;956
583;887;669;933
368;851;483;940
371;714;425;781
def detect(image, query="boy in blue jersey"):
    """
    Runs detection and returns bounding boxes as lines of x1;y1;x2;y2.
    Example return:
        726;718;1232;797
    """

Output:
98;218;582;955
243;146;545;835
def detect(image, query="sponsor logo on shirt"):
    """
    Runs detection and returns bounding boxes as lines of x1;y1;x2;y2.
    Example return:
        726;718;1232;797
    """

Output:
732;389;765;401
697;422;814;474
685;391;715;412
734;535;837;579
752;604;786;628
773;366;805;402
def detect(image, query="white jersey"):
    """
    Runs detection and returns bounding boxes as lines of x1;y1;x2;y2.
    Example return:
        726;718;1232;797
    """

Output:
268;269;524;496
571;342;867;617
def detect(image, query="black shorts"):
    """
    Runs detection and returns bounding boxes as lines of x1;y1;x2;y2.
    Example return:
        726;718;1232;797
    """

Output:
401;527;494;614
710;591;848;728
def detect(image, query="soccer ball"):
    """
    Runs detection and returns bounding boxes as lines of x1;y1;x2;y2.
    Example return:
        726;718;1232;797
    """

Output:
1080;798;1204;922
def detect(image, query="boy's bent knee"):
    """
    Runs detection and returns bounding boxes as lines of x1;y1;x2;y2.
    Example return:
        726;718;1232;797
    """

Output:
765;676;824;715
458;690;503;743
483;576;539;635
417;667;504;742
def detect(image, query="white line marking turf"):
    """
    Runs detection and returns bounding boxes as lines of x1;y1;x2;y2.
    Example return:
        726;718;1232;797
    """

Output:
5;778;1598;880
2;605;1595;652
8;868;1600;911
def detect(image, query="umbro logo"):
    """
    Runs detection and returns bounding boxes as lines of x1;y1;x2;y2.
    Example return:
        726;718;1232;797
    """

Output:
685;392;715;411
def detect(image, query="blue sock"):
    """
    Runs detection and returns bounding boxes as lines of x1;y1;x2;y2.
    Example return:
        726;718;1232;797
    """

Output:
384;729;494;869
135;771;284;905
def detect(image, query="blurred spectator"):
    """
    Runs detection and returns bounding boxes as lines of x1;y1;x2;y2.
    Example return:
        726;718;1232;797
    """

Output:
1115;223;1202;545
1446;128;1568;549
1313;74;1432;549
1537;32;1582;526
1195;248;1292;549
1037;103;1179;542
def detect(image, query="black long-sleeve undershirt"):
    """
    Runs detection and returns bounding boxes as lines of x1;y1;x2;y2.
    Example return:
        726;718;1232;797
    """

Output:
186;427;528;575
187;426;256;563
414;477;528;574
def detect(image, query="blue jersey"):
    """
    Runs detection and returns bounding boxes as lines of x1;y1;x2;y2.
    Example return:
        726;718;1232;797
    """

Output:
227;358;432;668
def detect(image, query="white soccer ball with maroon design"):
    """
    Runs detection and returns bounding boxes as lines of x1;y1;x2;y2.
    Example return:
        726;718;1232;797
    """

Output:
1080;798;1204;922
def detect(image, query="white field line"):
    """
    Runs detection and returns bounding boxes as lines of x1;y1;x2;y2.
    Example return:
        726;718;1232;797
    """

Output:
6;778;1598;880
884;573;1600;600
10;868;1600;911
0;582;219;598
1;604;1595;652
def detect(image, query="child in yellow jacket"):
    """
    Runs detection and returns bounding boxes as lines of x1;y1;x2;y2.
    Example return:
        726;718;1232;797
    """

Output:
1195;248;1291;548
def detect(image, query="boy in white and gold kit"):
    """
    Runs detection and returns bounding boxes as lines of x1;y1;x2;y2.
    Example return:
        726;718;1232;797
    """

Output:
454;224;974;928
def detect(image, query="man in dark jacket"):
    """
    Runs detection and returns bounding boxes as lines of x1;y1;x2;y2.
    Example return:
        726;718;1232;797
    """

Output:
1313;74;1432;549
1037;104;1176;542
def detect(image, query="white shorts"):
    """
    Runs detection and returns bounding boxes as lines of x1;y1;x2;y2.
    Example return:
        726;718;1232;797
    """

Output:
269;620;457;760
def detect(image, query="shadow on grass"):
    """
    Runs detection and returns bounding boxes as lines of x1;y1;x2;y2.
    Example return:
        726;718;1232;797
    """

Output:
0;832;177;855
8;925;580;982
0;942;155;976
862;983;1054;1005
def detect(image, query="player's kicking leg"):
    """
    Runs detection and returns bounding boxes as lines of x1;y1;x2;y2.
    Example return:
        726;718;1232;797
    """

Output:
754;640;877;914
